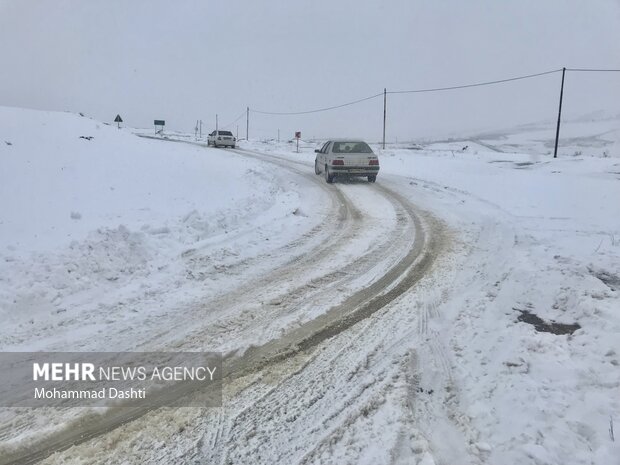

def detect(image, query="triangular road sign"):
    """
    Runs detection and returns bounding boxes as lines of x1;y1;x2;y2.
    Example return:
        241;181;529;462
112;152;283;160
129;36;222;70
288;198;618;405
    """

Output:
114;114;123;123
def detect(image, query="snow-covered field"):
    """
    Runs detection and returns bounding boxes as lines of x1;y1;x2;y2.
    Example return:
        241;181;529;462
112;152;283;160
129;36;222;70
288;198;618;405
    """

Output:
1;107;619;464
419;113;620;158
376;144;620;464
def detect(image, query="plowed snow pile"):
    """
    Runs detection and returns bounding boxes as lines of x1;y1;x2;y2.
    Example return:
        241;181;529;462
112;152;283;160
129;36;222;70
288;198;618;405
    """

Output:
0;107;313;352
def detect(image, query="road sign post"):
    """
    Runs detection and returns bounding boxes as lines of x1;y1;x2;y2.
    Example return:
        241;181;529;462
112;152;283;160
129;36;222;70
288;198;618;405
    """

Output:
154;120;165;134
114;114;123;129
295;131;301;153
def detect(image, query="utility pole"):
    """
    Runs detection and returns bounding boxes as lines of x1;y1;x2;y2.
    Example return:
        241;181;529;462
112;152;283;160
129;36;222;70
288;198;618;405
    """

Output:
236;125;239;140
382;88;387;149
199;120;202;138
553;67;566;159
246;107;249;141
216;114;218;132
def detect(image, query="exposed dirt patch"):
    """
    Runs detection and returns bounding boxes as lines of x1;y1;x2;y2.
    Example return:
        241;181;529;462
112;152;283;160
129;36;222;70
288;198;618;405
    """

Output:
589;267;620;291
515;308;581;335
513;161;535;169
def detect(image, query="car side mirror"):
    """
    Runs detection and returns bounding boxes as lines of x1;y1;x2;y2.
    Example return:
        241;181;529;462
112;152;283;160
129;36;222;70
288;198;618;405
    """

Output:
314;149;320;153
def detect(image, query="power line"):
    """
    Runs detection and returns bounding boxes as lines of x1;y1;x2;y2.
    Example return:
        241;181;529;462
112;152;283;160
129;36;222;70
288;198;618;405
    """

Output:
251;92;383;115
388;69;563;95
565;68;620;72
236;66;617;142
249;69;566;115
221;110;247;129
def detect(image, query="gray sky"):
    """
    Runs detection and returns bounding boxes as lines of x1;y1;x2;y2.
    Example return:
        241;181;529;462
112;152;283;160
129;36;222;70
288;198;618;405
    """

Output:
1;0;619;141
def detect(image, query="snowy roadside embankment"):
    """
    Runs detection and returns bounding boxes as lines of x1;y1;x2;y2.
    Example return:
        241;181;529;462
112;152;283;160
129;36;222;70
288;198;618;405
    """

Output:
380;148;620;464
0;107;315;352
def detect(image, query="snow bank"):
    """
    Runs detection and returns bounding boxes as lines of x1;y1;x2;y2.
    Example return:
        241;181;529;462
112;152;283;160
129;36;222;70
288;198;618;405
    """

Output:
0;106;308;351
0;107;260;253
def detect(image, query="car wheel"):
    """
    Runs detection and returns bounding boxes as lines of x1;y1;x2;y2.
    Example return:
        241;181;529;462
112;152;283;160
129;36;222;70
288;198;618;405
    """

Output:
325;165;334;184
314;159;320;175
231;145;235;149
368;175;377;183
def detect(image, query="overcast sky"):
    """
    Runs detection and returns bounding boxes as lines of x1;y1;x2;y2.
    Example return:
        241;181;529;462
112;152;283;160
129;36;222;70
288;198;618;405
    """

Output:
1;0;619;141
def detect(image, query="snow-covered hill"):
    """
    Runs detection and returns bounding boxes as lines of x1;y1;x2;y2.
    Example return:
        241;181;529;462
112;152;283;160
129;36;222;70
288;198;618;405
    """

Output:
418;113;620;157
1;107;263;253
0;106;314;352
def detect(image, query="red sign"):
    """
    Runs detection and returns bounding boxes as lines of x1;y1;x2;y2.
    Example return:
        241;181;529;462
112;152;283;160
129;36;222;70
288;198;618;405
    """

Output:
295;131;301;139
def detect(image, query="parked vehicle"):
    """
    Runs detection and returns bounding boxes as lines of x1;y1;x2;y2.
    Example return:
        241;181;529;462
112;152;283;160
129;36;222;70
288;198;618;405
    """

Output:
207;130;236;148
314;140;380;183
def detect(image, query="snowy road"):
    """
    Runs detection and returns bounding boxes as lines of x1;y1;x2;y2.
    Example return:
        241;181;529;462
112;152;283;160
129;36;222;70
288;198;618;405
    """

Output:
1;145;445;464
3;115;618;464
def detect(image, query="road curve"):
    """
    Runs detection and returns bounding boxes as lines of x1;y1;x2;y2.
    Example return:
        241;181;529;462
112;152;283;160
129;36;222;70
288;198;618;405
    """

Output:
0;145;445;465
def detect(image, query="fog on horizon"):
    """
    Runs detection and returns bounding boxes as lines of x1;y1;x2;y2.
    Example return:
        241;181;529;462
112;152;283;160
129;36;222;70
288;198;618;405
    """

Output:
1;0;619;141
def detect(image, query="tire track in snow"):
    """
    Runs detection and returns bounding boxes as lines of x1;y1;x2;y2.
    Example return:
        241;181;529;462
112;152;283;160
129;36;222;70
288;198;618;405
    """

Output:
0;147;444;465
170;185;414;354
134;145;412;355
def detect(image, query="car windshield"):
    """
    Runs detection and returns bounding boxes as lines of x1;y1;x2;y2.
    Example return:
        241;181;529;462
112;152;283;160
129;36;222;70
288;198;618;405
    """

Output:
218;131;233;136
332;141;373;153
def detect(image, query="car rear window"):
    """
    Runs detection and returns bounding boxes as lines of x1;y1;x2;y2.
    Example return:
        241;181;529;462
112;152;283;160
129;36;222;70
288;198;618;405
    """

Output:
218;131;233;136
332;142;373;153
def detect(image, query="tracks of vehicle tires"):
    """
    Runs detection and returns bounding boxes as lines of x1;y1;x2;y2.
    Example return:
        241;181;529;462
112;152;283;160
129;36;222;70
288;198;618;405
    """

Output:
213;148;444;378
0;145;445;465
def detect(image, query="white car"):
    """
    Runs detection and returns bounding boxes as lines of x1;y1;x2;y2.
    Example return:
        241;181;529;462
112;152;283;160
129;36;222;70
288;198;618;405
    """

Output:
207;130;236;148
314;140;380;183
